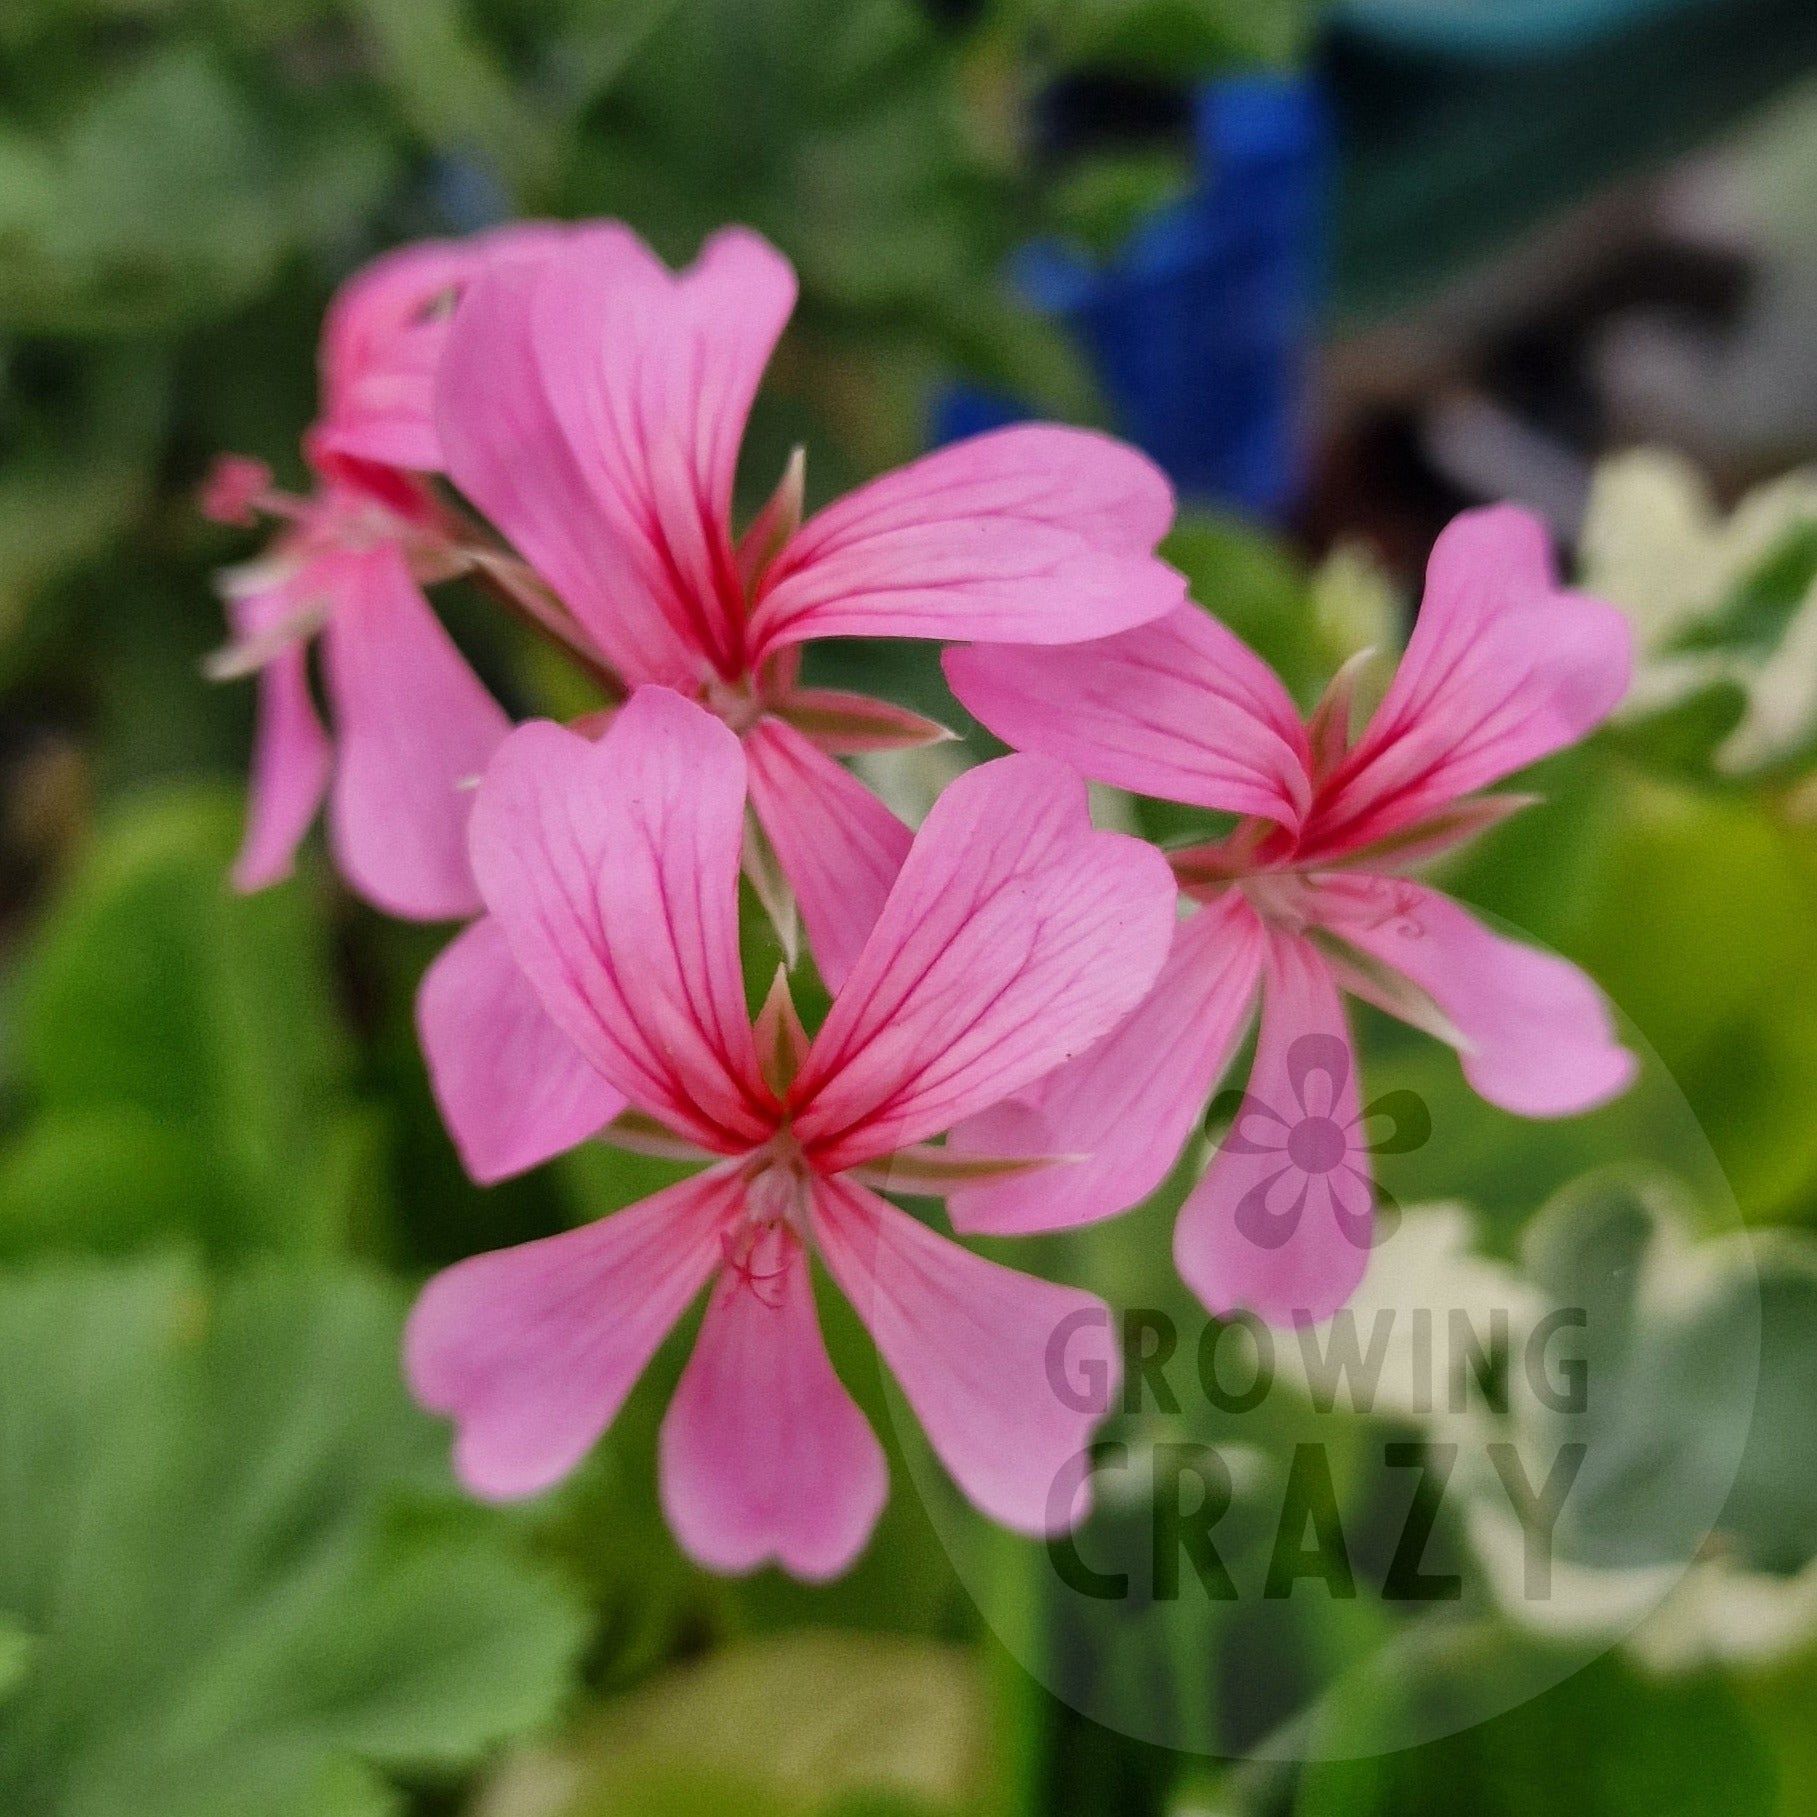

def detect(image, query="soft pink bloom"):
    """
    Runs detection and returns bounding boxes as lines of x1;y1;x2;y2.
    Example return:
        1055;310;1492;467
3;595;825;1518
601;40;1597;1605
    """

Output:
415;915;628;1184
309;229;568;478
944;505;1638;1325
209;225;573;916
418;221;1186;1180
405;686;1175;1578
199;454;273;527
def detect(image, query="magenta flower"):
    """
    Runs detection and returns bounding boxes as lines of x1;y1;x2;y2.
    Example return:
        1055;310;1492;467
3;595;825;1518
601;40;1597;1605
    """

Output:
942;506;1639;1325
204;225;573;916
416;222;1185;1180
404;687;1174;1579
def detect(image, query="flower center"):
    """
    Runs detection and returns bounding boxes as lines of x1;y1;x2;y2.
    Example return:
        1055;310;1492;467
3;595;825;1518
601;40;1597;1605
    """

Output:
1239;869;1320;930
739;1127;812;1234
703;672;765;735
722;1133;812;1310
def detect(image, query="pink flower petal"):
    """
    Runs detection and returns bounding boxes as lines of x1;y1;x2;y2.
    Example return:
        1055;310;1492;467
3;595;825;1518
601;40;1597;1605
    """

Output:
418;916;626;1184
1175;931;1374;1327
747;425;1185;658
230;581;331;892
742;716;912;994
200;453;272;527
528;225;799;676
944;604;1311;828
1306;507;1632;857
946;891;1266;1235
811;1175;1116;1536
406;1167;738;1500
659;1225;887;1580
1311;876;1636;1117
313;223;569;474
434;239;712;689
790;755;1177;1169
320;544;508;921
467;689;775;1149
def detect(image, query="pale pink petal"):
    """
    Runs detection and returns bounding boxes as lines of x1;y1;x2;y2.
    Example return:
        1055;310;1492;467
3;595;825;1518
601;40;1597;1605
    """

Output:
742;716;912;994
747;425;1185;657
660;1225;886;1580
314;223;569;474
467;688;774;1149
200;453;272;526
405;1168;737;1499
673;228;802;532
418;917;626;1184
225;556;336;891
944;604;1311;828
231;635;330;894
320;544;508;921
434;243;710;688
811;1175;1116;1536
1175;932;1374;1327
790;755;1176;1170
1311;876;1636;1117
945;891;1266;1235
1306;507;1632;857
529;226;798;676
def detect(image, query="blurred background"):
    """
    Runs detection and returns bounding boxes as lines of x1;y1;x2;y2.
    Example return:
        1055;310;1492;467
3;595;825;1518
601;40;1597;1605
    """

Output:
2;2;1816;1813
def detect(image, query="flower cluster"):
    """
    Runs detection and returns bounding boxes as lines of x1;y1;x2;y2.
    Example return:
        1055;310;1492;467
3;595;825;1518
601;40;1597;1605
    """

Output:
207;220;1635;1580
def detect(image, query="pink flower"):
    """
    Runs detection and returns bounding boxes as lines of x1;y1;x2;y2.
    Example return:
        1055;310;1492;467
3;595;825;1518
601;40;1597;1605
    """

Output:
417;222;1187;1179
198;455;273;528
942;506;1639;1325
207;225;573;916
404;686;1175;1579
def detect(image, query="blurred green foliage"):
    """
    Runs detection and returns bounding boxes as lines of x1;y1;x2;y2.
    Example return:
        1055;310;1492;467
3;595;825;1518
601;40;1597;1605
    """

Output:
3;790;368;1259
0;1260;588;1816
497;1630;990;1816
1;2;1816;1815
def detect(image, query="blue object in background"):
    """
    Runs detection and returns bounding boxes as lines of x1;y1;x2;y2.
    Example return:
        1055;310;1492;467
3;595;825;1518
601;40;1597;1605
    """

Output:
935;74;1331;522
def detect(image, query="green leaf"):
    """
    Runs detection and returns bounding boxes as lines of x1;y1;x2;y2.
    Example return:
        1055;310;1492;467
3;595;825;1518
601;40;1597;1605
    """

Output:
347;0;554;192
499;1631;988;1817
1563;781;1817;1221
1514;1173;1765;1573
1019;0;1317;76
557;0;1088;468
1460;1172;1817;1670
7;786;371;1259
0;1106;198;1257
1300;1634;1774;1817
1608;677;1750;783
0;348;168;673
1739;1643;1817;1817
0;1258;589;1817
0;1623;34;1708
1581;453;1817;784
0;32;400;337
0;48;281;333
1674;522;1817;661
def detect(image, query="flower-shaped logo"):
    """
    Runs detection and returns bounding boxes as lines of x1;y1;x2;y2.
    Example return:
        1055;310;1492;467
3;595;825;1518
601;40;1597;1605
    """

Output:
1212;1035;1429;1253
